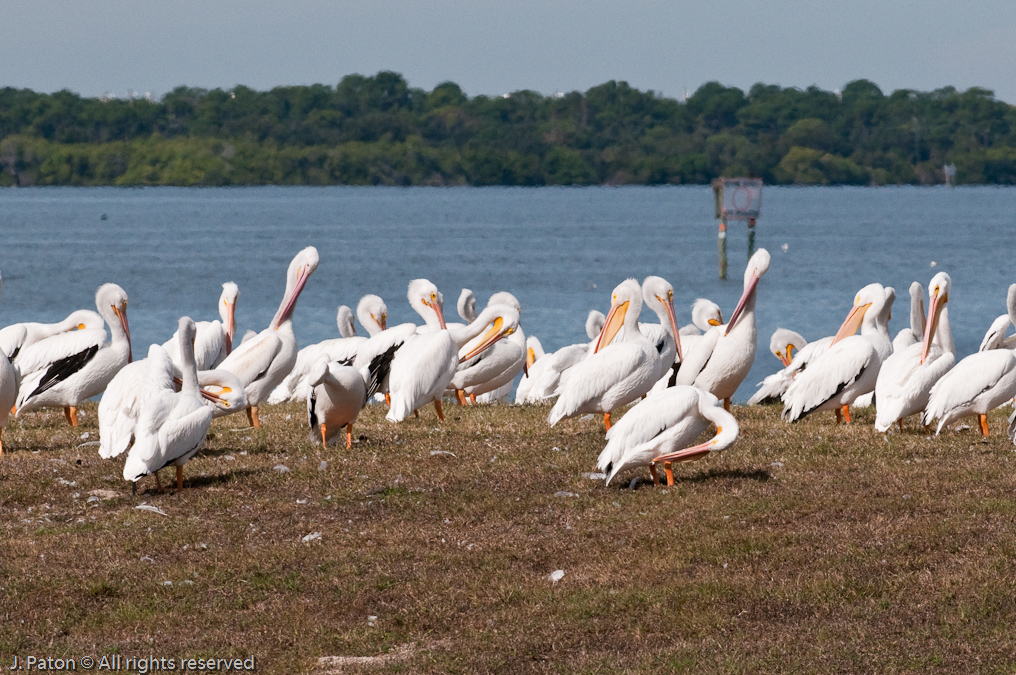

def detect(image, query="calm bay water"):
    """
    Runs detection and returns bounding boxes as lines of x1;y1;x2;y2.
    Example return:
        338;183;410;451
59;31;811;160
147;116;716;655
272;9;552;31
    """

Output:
2;185;1015;402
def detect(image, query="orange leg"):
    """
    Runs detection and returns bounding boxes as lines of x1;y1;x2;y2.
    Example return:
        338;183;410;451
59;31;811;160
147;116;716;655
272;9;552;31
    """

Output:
469;393;477;405
434;400;445;422
320;423;328;448
649;462;659;485
723;398;731;412
897;419;904;432
603;412;612;432
247;406;260;428
154;470;163;493
664;461;675;486
841;405;851;424
413;409;419;418
65;406;79;427
176;466;184;491
345;424;353;450
0;427;4;456
385;393;391;408
456;390;467;406
835;407;843;424
9;406;15;416
979;414;990;437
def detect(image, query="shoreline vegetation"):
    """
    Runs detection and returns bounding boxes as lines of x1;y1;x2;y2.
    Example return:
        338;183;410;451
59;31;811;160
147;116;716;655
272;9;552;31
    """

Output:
1;73;1015;188
4;400;1016;672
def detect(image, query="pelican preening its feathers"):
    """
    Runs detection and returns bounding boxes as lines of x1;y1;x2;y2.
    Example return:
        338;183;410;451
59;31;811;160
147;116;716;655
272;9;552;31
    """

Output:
9;228;1016;504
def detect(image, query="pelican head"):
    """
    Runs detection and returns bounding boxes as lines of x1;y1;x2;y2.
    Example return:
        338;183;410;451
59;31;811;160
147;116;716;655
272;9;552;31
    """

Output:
220;281;239;354
691;298;723;331
307;356;331;389
770;328;806;367
96;283;131;362
356;294;387;335
271;247;319;330
195;368;248;414
488;291;522;314
586;310;606;340
595;279;642;353
63;309;105;332
650;390;740;485
336;305;356;338
458;289;477;323
832;282;886;346
921;272;951;364
642;276;681;360
408;279;446;329
725;248;770;336
459;304;520;363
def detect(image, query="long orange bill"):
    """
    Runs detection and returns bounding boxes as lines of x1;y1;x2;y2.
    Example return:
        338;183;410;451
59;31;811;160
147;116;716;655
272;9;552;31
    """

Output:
114;305;132;362
173;376;226;404
831;302;871;346
920;291;947;364
273;267;310;329
595;301;629;353
460;318;508;362
426;299;447;330
524;347;535;377
658;295;682;362
224;302;236;355
725;271;760;337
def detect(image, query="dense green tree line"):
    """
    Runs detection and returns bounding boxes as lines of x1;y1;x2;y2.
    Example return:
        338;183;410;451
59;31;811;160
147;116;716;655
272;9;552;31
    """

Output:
1;72;1014;186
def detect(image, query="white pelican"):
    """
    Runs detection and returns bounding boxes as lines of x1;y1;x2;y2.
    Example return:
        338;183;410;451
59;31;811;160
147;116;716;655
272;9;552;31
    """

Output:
892;281;926;351
782;283;892;424
979;313;1014;352
451;292;526;405
596;386;739;486
387;303;520;422
307;357;367;448
216;247;319;428
162;282;238;370
1;308;105;362
675;248;771;409
122;318;214;493
522;311;606;403
514;336;544;402
924;284;1016;437
354;280;445;405
268;294;387;404
746;328;809;405
679;298;724;336
15;284;132;426
336;305;356;337
99;346;245;460
548;277;679;430
457;289;477;323
874;273;955;432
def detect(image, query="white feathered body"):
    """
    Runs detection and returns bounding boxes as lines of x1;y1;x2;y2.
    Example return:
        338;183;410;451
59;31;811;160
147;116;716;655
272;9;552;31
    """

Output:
217;322;297;409
923;350;1016;433
597;386;717;485
873;342;955;432
386;331;459;422
268;336;365;404
307;363;367;444
16;327;130;414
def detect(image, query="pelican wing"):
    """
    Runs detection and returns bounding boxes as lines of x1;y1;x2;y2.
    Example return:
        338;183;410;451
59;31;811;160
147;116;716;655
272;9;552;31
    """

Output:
925;350;1015;423
979;314;1011;352
123;395;212;481
549;343;647;425
216;330;283;388
873;344;955;431
782;336;876;421
14;327;107;381
673;328;719;387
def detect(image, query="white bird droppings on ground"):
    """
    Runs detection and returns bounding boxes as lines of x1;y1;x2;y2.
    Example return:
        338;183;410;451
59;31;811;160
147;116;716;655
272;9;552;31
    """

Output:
549;570;565;583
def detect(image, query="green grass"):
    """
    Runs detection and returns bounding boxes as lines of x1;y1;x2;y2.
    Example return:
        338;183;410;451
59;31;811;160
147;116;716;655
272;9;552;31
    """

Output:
3;400;1016;673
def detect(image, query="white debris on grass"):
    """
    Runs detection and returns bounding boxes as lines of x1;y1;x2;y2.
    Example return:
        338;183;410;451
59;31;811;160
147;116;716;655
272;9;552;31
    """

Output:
135;504;168;516
548;570;565;583
302;532;322;544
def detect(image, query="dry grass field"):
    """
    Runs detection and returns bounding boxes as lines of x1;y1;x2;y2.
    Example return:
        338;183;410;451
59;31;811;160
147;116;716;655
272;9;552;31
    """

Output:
3;399;1016;674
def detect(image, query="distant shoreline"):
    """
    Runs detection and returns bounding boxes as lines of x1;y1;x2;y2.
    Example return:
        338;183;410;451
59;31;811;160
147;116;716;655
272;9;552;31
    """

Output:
2;73;1014;188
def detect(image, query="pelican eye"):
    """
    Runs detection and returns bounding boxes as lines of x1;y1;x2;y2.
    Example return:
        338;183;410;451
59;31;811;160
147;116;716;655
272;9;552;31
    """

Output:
776;350;782;358
667;290;674;301
505;327;515;336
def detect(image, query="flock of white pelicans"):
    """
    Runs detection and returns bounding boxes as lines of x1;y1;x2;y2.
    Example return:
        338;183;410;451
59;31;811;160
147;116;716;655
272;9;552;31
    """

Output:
2;245;1016;493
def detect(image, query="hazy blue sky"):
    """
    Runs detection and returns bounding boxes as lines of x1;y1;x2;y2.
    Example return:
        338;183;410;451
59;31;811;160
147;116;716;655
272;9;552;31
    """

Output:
4;1;1015;103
